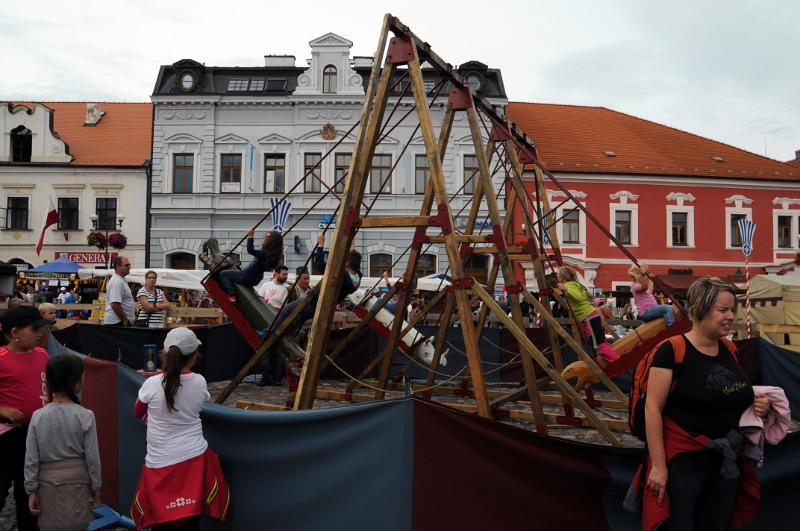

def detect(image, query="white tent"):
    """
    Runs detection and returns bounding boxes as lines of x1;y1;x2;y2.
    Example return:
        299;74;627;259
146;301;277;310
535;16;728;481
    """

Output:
77;269;451;294
737;274;800;345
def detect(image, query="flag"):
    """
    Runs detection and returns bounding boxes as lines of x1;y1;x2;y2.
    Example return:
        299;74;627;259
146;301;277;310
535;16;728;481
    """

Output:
738;218;756;257
36;197;60;256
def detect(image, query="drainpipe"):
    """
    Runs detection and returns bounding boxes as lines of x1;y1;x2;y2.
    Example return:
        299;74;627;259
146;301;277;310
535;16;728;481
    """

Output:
144;155;153;268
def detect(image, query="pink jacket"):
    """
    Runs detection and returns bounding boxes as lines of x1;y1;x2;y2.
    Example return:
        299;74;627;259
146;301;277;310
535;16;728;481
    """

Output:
739;385;791;445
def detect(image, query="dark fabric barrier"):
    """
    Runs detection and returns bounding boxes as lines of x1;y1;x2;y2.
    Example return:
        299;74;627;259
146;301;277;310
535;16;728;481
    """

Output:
757;339;800;420
116;363;415;531
51;322;79;350
385;327;503;382
734;337;761;384
412;399;612;531
82;357;120;511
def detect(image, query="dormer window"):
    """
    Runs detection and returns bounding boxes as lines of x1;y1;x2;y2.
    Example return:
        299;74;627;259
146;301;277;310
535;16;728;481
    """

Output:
228;78;249;91
180;72;196;91
10;126;32;163
323;65;337;93
466;74;481;90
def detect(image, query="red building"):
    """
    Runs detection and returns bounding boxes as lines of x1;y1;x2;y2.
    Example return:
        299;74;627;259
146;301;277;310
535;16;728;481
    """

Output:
506;102;800;300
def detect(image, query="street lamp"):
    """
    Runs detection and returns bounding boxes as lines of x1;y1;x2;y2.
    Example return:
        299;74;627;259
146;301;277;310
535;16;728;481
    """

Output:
89;213;125;269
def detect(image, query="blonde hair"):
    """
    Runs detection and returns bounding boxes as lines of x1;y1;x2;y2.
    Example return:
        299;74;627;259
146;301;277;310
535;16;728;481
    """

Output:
558;266;589;296
628;263;648;282
686;277;736;324
39;303;57;315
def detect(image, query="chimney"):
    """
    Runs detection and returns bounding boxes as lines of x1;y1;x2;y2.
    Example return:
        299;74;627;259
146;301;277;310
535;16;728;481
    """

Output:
85;103;105;126
796;149;800;159
352;56;374;68
264;55;296;67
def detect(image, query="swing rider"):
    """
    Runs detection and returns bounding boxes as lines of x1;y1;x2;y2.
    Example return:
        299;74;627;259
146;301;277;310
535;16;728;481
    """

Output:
265;233;362;363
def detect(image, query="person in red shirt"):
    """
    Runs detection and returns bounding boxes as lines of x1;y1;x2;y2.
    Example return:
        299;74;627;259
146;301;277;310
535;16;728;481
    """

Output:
0;305;56;531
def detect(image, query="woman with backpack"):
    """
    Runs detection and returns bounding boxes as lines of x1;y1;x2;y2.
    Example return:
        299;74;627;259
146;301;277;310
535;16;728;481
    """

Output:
640;276;771;531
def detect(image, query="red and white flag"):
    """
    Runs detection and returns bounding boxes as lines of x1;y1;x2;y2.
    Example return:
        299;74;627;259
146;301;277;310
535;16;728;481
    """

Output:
36;197;60;256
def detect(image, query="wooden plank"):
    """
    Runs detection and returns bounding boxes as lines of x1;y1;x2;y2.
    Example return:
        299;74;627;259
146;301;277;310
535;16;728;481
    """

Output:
471;282;620;445
442;402;630;432
424;292;456;389
427;235;490;243
293;22;397;410
235;400;287;412
357;216;432;228
759;324;800;334
405;46;491;418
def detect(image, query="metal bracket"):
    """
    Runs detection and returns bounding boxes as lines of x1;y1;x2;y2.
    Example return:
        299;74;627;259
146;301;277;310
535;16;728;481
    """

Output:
505;283;524;295
446;86;472;110
459;243;473;259
447;277;475;293
385;33;415;65
428;203;453;235
539;287;554;296
517;149;536;164
331;276;338;288
411;227;431;250
489;121;512;142
343;206;362;236
484;224;506;251
344;388;353;402
552;248;563;266
393;281;409;293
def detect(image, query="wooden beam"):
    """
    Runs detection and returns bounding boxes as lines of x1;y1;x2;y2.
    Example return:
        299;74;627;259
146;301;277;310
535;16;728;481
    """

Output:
442;402;630;432
427;235;491;244
357;216;432;228
235;400;286;412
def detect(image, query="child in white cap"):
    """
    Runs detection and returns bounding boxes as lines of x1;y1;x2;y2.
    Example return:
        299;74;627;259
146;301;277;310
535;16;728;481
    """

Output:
131;327;229;530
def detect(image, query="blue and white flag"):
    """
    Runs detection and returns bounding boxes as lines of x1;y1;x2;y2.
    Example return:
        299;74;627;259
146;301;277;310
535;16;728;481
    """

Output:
270;197;292;234
249;145;254;171
738;218;756;257
539;207;551;245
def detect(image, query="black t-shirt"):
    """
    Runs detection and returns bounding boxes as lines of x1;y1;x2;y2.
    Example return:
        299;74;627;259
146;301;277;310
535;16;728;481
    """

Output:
651;335;754;439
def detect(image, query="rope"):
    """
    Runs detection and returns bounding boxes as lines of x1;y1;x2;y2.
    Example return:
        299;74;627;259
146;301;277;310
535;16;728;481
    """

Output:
324;353;468;393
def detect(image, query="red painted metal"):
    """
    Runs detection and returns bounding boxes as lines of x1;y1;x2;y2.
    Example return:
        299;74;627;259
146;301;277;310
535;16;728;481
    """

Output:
428;203;453;235
539;288;554;296
343;206;362;235
454;378;474;398
411;227;430;250
459;243;473;259
517;149;536;164
446;86;472;110
351;302;415;355
385;34;414;65
344;388;353;402
201;277;262;350
484;224;506;251
505;283;523;295
489;122;512;142
447;277;475;293
393;281;409;293
583;387;602;409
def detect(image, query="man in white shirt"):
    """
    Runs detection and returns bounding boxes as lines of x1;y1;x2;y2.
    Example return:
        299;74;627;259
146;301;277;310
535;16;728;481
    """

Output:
104;256;135;326
57;287;68;303
258;265;289;312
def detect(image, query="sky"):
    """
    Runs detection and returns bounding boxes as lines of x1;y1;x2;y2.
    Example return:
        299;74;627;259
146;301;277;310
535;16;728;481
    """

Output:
2;0;798;161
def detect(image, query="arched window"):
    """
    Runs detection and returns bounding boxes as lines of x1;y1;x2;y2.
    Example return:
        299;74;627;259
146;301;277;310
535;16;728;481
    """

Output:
323;65;337;93
369;253;392;278
10;125;32;163
168;252;197;270
418;254;436;277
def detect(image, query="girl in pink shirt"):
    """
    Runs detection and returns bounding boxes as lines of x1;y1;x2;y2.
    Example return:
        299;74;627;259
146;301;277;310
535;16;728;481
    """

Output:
628;264;676;327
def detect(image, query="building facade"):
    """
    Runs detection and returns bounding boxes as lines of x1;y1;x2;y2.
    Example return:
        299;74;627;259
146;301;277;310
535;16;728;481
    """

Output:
0;102;152;271
149;33;508;281
506;102;800;299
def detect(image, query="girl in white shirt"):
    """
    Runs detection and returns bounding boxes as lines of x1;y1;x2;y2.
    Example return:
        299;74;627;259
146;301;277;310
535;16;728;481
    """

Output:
132;327;229;531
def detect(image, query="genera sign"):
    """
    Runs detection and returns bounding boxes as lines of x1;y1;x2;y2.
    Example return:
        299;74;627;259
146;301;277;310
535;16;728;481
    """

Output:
55;252;119;264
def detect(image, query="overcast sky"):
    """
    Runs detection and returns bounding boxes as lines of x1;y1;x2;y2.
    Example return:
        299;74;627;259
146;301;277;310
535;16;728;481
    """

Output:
2;0;798;161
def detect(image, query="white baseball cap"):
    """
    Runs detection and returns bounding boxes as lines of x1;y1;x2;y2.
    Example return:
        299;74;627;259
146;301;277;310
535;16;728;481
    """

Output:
163;326;201;356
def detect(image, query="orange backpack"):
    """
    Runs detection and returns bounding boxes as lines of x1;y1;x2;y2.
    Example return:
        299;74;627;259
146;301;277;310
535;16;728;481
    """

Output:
628;335;739;441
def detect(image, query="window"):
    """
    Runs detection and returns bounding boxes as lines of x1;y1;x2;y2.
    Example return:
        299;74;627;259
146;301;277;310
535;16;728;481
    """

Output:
266;79;287;92
95;198;117;230
323;66;337;93
463;155;480;195
220;154;242;193
335;154;350;194
227;78;249;91
265;155;285;193
466;74;481;90
730;213;747;247
10;126;32;163
6;197;28;229
463;254;489;286
249;79;265;91
415;155;430;194
173;154;194;193
563;209;580;244
423;79;436;95
370;154;392;194
304;153;322;193
615;210;631;244
58;198;79;230
418;254;436;277
370;253;393;277
672;212;688;246
168;252;196;270
778;216;793;249
180;72;195;91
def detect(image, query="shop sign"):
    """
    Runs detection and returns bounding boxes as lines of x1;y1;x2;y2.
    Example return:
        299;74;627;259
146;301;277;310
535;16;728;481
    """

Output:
318;215;337;229
55;252;118;264
726;268;747;280
222;182;241;193
668;268;693;275
455;218;493;229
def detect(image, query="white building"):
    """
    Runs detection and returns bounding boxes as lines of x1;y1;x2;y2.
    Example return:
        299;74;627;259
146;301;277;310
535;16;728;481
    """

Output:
0;102;152;270
150;33;508;282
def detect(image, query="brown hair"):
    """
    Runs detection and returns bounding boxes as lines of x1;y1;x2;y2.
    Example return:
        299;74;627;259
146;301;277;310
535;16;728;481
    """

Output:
558;266;589;296
256;231;283;272
686;276;736;324
144;270;158;280
161;345;195;413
